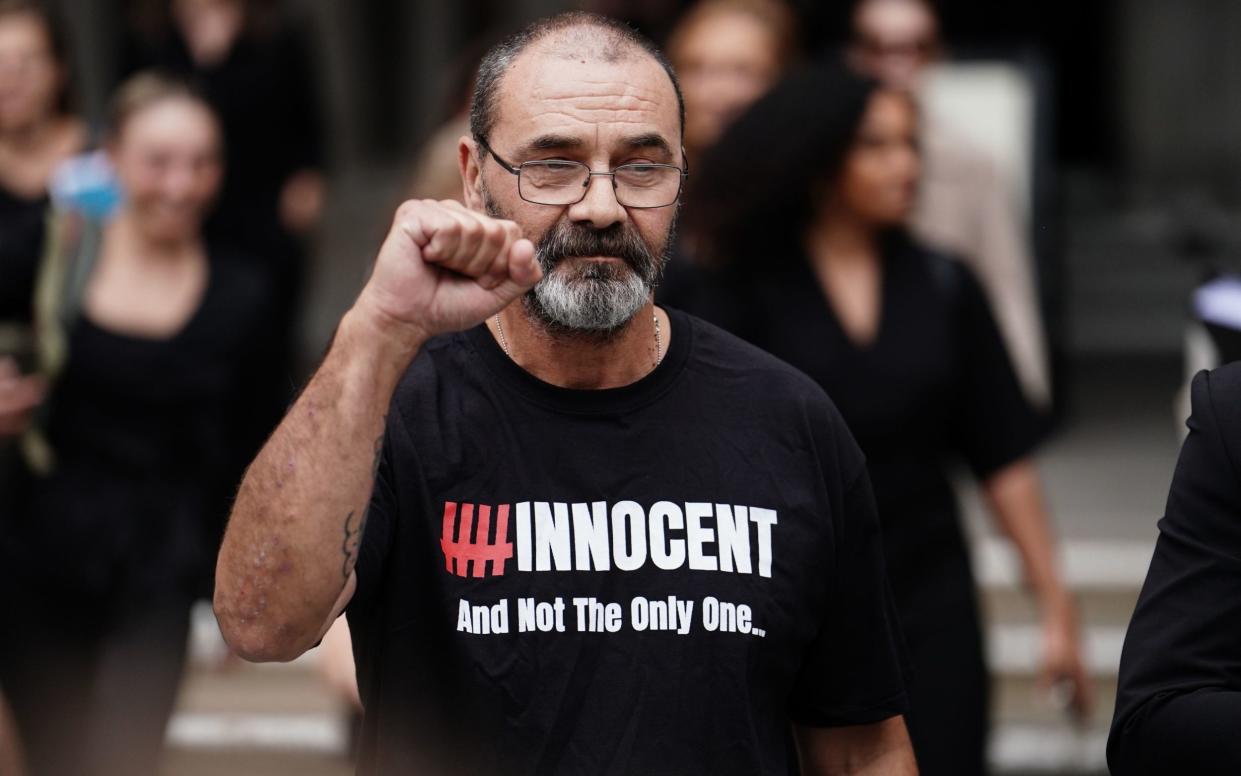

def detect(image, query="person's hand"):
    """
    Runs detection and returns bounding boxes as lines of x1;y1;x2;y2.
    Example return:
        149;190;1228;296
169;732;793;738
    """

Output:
352;199;541;354
1040;600;1094;721
0;357;44;438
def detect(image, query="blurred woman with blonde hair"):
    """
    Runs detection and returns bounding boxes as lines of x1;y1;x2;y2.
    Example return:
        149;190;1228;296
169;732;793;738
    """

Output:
0;72;269;776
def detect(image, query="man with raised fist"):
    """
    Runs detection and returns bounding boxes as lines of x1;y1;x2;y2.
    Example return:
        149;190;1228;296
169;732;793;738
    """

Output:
214;11;917;775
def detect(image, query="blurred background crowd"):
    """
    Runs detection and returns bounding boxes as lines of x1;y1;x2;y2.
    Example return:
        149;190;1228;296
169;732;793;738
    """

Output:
1;0;1237;774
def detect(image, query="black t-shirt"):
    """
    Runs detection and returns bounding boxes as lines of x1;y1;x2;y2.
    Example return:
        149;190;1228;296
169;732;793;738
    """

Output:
346;308;909;775
1108;364;1241;775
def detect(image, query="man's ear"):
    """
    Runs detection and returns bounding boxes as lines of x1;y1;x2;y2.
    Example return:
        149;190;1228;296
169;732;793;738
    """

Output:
459;136;484;211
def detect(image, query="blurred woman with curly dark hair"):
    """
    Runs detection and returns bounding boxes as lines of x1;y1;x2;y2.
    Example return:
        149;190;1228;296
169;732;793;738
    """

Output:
680;64;1091;776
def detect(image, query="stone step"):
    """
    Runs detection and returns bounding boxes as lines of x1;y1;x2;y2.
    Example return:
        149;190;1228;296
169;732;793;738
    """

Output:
163;717;1109;775
161;744;353;776
163;707;1112;775
168;711;347;755
988;623;1127;678
172;622;1126;775
177;658;340;715
989;724;1109;775
973;538;1153;592
983;587;1139;627
994;673;1117;727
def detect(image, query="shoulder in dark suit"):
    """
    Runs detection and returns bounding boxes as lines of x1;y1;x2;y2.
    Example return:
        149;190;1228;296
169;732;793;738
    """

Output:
1108;363;1241;776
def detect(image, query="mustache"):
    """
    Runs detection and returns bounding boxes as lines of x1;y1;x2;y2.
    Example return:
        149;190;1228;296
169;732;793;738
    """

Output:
536;221;658;275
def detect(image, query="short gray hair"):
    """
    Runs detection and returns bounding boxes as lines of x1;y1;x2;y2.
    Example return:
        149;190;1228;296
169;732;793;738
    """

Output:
469;11;685;146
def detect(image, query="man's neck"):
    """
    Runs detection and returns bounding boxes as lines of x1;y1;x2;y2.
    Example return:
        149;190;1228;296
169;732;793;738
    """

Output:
489;300;668;390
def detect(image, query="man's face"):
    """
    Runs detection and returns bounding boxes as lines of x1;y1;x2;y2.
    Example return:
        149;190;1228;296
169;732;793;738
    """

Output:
849;0;940;91
672;10;782;156
462;39;682;335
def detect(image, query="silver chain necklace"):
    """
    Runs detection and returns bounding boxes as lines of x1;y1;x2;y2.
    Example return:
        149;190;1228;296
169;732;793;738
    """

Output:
493;311;663;369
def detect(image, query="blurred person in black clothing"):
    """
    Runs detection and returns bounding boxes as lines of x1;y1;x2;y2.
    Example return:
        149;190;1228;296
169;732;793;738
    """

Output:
0;7;84;764
847;0;1053;411
666;0;799;169
683;65;1089;775
1108;363;1241;776
0;72;268;776
120;0;326;463
0;0;85;348
658;0;799;305
121;0;325;247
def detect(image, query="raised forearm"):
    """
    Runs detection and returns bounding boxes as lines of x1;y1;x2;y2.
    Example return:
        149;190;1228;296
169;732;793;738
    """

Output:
213;196;538;660
214;307;422;661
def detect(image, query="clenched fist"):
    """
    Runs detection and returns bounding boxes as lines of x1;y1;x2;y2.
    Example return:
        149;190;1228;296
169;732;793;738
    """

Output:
353;199;541;351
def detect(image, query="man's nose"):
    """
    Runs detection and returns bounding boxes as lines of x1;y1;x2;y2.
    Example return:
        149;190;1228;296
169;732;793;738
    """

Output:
567;173;627;230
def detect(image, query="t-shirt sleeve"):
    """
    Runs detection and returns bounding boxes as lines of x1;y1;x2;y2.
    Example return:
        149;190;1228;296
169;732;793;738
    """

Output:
1108;366;1241;775
787;463;911;727
949;260;1046;479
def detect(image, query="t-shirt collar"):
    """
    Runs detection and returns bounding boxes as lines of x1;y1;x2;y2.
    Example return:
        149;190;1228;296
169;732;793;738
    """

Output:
464;306;691;416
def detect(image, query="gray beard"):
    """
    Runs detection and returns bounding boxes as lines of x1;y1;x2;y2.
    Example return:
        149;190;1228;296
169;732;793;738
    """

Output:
524;256;652;335
481;186;673;337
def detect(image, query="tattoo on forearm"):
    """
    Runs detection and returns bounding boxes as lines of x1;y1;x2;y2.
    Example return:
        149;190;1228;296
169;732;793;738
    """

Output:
340;424;387;580
341;508;366;579
369;421;385;477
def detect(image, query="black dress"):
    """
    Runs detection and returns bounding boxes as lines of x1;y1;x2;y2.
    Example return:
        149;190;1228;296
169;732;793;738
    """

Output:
0;185;46;328
1108;364;1241;775
677;233;1044;776
0;251;269;776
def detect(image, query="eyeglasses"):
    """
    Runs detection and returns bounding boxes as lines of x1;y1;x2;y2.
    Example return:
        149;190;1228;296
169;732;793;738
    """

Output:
476;137;688;209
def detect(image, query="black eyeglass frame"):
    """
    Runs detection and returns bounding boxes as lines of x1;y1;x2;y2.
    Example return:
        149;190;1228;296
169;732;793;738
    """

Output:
475;136;689;209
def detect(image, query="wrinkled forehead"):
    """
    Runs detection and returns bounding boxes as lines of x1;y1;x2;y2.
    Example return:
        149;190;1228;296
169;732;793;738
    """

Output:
493;37;681;153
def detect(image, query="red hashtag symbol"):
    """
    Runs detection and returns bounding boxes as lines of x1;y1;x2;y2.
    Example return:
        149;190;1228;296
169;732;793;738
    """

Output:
441;502;514;577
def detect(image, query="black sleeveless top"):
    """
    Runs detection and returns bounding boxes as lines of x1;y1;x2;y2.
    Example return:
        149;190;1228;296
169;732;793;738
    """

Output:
1;252;272;603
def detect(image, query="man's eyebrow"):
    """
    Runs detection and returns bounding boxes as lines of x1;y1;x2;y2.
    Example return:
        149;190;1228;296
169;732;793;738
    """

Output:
519;134;585;155
621;133;674;158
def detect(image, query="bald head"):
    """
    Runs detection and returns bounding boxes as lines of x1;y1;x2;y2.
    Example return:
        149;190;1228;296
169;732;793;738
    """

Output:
469;11;685;145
